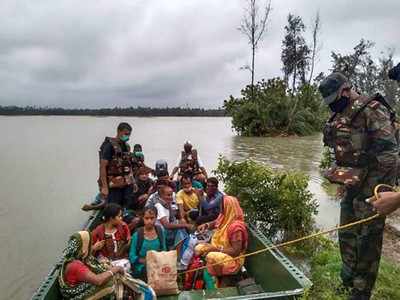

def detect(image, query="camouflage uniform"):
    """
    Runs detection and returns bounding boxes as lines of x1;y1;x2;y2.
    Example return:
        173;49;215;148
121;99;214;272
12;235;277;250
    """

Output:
323;95;399;297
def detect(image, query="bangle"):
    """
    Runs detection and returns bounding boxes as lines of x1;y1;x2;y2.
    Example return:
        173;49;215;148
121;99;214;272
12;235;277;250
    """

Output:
219;246;224;252
107;270;114;277
205;223;210;229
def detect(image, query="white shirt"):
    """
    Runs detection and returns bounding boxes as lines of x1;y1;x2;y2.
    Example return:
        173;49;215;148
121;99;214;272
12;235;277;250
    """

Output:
155;202;170;226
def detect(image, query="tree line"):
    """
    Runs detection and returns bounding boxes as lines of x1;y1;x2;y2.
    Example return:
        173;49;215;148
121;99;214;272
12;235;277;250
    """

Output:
0;106;226;117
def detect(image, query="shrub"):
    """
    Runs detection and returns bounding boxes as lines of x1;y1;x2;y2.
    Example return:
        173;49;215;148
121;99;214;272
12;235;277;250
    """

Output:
214;157;318;240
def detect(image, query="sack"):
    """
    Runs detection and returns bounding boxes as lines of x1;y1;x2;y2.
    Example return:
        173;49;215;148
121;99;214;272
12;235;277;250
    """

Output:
324;165;367;188
146;250;179;296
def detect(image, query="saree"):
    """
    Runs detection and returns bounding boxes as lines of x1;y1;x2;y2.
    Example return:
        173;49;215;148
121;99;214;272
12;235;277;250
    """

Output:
58;231;115;300
195;196;248;276
59;231;156;300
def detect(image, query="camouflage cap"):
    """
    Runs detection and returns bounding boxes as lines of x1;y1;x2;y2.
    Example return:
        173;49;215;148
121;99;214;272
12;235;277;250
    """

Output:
388;63;400;82
318;72;349;105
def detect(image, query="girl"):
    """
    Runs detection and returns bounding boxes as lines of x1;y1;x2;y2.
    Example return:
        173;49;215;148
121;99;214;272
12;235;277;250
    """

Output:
129;206;167;278
92;203;131;261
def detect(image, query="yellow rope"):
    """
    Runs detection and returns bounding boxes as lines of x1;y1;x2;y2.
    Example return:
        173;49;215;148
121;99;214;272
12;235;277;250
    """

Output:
181;184;395;275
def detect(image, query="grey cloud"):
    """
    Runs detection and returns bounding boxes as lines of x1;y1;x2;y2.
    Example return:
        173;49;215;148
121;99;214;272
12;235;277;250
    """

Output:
0;0;398;108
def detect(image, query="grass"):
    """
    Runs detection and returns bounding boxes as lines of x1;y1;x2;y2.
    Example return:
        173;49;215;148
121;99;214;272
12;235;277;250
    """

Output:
285;237;400;300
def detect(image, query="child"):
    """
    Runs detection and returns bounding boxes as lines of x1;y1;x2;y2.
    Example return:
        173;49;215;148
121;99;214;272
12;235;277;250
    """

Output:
91;203;131;261
131;168;154;211
129;206;167;279
176;175;200;221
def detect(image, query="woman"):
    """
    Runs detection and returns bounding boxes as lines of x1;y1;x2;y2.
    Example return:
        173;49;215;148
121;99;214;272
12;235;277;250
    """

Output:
129;206;167;278
195;195;248;277
92;203;131;261
59;231;156;300
58;231;123;299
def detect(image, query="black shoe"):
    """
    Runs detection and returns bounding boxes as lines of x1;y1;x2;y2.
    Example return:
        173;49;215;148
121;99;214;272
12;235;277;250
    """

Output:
348;289;371;300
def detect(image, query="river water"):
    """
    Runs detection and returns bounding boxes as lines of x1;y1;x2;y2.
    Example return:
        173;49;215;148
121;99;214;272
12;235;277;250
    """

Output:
0;116;338;300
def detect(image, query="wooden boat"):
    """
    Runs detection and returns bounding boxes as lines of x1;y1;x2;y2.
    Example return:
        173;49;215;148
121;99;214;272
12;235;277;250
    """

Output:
32;210;312;299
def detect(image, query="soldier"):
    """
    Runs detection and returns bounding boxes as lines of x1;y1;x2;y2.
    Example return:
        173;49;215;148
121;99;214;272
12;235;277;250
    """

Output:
367;63;400;216
98;122;136;208
319;72;399;300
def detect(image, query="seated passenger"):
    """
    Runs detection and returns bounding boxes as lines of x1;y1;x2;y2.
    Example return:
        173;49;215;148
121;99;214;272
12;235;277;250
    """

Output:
129;206;167;278
176;175;200;221
131;168;154;211
58;231;123;299
91;203;131;261
131;144;155;177
189;177;223;225
155;185;193;249
195;196;248;277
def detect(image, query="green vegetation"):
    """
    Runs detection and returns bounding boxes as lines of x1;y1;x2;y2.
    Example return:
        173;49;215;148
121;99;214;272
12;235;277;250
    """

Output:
319;147;334;171
214;157;318;240
0;106;226;117
286;238;400;300
224;79;326;136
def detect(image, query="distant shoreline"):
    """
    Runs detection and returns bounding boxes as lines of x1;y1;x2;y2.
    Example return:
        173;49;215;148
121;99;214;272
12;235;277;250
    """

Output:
0;106;226;117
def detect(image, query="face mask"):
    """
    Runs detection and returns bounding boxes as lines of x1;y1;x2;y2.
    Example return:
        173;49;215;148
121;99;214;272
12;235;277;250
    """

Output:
120;135;130;142
329;96;350;113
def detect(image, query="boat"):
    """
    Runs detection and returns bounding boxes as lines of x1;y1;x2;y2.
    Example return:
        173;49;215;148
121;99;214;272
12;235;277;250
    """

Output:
32;209;312;299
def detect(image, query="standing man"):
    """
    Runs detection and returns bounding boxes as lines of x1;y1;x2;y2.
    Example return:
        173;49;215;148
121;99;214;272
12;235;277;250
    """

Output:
319;72;399;300
98;122;136;208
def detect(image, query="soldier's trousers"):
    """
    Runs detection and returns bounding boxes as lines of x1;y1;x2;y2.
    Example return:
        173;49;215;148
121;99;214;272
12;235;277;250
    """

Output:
339;188;385;296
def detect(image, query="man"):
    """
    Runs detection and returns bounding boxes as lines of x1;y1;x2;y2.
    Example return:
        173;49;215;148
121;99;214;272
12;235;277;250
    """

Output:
154;185;193;249
319;72;399;300
190;177;223;225
367;63;400;216
171;141;207;183
98;122;136;208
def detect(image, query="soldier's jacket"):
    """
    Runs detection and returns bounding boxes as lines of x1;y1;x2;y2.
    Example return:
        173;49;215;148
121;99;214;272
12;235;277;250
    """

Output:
323;95;399;196
98;137;135;189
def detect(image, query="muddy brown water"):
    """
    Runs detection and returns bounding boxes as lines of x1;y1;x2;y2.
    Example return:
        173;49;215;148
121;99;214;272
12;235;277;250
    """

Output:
0;116;339;300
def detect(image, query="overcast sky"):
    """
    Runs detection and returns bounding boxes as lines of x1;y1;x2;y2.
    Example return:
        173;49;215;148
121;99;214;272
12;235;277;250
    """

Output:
0;0;399;108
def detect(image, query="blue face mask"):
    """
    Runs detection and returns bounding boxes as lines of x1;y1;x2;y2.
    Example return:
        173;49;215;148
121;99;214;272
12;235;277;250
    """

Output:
120;135;130;142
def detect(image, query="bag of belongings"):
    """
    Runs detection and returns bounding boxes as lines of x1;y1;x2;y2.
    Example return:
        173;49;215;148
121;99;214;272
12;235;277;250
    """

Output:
146;250;179;296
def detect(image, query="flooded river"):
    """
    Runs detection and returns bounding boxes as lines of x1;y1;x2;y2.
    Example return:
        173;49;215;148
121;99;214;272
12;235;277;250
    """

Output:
0;116;338;300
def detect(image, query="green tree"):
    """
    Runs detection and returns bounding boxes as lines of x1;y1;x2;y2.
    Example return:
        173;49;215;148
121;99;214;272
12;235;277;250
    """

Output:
281;14;311;92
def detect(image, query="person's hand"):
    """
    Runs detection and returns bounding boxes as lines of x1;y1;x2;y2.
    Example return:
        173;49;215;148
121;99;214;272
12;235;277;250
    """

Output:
111;265;124;274
197;223;208;233
138;258;146;264
138;194;148;205
92;240;105;252
367;191;400;216
100;186;109;199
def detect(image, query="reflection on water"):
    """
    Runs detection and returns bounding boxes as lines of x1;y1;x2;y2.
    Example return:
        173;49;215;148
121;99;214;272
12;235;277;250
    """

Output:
0;116;339;300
